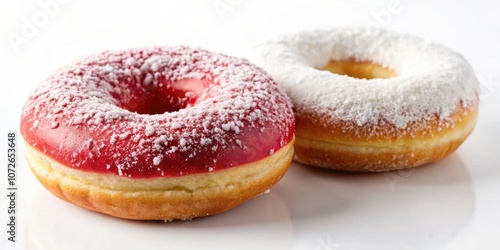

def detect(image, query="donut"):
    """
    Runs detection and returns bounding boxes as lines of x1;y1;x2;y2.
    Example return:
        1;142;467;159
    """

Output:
251;27;479;172
20;46;295;220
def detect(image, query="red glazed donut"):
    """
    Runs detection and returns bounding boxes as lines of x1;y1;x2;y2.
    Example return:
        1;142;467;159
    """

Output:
20;47;295;220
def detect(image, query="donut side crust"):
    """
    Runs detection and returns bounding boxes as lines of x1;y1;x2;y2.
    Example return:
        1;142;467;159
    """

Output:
25;139;294;220
293;105;478;171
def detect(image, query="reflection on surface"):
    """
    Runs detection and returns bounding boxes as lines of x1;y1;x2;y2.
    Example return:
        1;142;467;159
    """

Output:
25;186;292;250
24;153;474;250
276;154;475;249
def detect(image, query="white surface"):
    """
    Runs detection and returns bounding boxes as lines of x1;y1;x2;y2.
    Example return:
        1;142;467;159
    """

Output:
1;0;499;249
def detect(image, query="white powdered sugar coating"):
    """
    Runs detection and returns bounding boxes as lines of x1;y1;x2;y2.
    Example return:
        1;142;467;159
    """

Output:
21;47;294;177
251;27;479;136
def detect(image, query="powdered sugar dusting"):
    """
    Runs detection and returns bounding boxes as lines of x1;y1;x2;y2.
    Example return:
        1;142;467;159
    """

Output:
251;27;479;137
21;47;294;178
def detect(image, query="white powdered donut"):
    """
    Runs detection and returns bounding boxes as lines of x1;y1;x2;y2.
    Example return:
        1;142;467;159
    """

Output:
251;27;479;171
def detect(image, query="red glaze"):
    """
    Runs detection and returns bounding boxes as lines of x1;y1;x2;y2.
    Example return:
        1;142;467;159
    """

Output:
21;47;295;178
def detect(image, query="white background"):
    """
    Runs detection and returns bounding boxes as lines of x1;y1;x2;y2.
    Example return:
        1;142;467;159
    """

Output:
1;0;499;249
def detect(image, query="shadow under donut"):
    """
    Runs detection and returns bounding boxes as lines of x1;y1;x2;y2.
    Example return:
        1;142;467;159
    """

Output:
23;153;474;250
25;181;293;250
274;154;475;249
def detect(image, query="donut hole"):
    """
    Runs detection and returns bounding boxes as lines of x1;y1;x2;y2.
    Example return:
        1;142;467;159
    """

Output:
123;79;208;115
125;93;184;115
321;60;396;79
